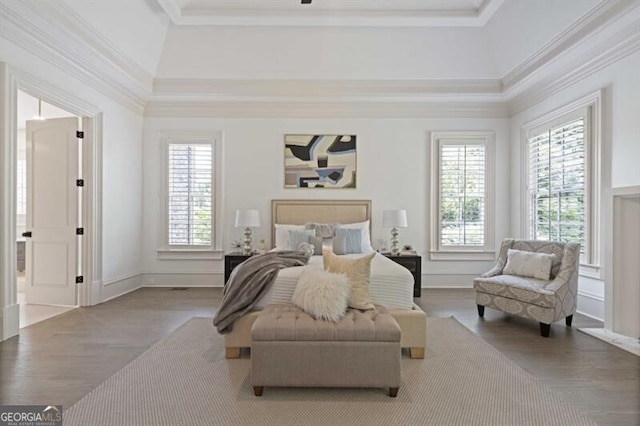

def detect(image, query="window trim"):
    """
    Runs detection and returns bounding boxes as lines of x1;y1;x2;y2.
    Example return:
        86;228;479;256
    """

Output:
157;130;224;260
430;131;495;261
520;90;602;274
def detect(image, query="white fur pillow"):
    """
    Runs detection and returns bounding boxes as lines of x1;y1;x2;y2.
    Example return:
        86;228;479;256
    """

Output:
503;249;555;280
291;267;350;322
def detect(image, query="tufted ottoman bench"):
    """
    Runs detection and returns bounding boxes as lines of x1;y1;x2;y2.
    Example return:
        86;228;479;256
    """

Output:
251;303;401;397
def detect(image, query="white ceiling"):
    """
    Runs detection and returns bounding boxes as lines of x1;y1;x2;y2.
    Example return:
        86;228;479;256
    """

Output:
158;0;504;26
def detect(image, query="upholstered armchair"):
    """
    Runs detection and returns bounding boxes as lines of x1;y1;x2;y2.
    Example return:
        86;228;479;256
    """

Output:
473;239;580;337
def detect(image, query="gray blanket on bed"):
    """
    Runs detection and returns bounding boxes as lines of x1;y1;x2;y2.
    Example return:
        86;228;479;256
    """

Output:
213;250;310;334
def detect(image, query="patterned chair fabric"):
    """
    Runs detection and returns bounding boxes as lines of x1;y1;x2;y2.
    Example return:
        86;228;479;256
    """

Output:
473;239;580;335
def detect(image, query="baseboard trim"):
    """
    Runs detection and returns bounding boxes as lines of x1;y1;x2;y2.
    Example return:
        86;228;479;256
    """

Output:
1;303;19;342
101;285;140;304
577;290;604;322
422;286;473;289
100;273;142;303
142;272;224;288
422;274;477;288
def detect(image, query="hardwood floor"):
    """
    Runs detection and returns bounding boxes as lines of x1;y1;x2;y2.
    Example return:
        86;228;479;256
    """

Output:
1;287;638;425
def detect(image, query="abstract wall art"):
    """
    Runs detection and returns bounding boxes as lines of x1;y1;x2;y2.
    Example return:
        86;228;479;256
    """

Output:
284;134;357;188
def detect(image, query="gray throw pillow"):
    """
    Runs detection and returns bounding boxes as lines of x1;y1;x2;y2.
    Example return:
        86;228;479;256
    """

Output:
288;230;313;250
310;236;323;255
332;235;347;255
305;222;338;238
334;228;363;254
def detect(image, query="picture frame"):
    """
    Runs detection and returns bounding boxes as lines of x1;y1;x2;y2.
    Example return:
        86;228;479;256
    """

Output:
284;134;357;188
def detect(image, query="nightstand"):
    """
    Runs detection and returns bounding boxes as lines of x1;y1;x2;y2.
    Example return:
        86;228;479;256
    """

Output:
383;253;422;297
224;253;253;284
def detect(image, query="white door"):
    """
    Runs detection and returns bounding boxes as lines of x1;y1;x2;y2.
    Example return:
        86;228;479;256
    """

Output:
24;117;79;306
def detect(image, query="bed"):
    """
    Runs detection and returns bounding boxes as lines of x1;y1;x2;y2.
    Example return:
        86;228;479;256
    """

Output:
223;199;427;359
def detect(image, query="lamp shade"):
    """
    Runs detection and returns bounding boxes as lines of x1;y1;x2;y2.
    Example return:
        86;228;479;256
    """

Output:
234;209;261;228
382;210;408;228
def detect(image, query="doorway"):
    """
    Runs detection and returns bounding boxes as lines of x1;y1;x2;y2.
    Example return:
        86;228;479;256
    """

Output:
16;90;79;327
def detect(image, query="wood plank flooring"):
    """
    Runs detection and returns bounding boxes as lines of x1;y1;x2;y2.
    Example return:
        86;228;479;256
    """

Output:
1;287;638;425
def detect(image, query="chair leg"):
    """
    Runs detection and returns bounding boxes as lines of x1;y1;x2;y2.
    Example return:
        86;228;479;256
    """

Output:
566;315;573;327
477;305;485;317
253;386;263;397
539;323;550;337
389;387;399;398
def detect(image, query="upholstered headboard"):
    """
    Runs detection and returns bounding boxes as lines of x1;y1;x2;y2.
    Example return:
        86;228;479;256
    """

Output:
271;199;371;247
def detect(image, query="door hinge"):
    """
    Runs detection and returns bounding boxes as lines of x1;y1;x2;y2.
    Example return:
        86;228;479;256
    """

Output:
76;179;84;187
75;276;84;284
76;130;84;139
76;227;84;235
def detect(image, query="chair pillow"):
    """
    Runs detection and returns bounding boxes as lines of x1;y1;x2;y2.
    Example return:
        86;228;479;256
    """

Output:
503;249;555;280
323;248;375;310
291;267;350;322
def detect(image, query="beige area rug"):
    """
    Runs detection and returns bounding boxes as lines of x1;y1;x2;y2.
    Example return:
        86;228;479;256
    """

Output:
65;317;596;426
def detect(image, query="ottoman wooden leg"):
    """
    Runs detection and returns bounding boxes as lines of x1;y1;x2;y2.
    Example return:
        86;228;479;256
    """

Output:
253;386;264;396
226;347;240;359
389;387;399;398
410;347;425;359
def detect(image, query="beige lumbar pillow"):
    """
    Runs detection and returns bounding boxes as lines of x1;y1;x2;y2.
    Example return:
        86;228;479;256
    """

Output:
323;248;375;310
503;248;555;280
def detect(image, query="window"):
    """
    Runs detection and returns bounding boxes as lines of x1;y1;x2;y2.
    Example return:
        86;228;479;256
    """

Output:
523;91;601;270
159;131;223;259
168;143;212;246
430;131;494;260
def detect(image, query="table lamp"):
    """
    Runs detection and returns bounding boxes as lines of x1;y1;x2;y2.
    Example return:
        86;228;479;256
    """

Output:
382;210;408;255
235;209;261;254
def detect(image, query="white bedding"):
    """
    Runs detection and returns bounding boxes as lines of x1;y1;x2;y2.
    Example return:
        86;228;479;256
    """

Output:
255;253;415;310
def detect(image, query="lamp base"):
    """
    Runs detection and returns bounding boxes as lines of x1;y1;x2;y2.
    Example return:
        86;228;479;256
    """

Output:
243;228;253;255
390;228;400;256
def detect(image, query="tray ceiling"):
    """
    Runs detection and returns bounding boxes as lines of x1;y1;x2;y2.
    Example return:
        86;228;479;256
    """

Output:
157;0;504;27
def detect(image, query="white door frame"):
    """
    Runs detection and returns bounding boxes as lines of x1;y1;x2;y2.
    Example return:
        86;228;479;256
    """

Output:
0;63;103;341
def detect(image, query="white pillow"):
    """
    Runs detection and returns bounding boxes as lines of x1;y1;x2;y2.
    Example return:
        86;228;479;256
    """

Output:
274;224;305;250
291;267;351;322
503;249;555;280
338;220;374;253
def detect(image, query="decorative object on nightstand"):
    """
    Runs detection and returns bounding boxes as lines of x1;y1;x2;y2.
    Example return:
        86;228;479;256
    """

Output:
234;209;261;255
384;253;422;297
382;209;408;256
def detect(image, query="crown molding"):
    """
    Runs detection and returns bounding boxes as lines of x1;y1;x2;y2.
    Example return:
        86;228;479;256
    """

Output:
153;78;503;99
148;9;638;119
144;99;508;119
501;0;637;94
508;20;640;115
157;0;504;27
0;0;152;113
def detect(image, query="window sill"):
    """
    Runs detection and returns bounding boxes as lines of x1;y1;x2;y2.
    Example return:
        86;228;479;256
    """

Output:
579;263;602;280
429;250;495;261
156;249;223;260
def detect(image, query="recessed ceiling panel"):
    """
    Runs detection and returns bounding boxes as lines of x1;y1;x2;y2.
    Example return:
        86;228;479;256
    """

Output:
161;0;503;27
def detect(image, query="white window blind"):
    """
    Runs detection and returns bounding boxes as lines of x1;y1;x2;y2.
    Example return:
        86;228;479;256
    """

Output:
440;144;486;247
167;144;212;246
528;117;585;250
